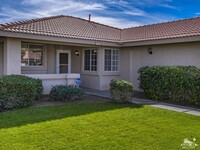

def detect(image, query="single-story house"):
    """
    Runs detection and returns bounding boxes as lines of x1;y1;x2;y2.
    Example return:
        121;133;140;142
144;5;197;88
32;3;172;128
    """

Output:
0;15;200;94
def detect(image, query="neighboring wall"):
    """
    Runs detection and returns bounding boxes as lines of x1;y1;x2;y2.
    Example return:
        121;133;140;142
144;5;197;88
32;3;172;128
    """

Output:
0;42;3;75
121;42;200;90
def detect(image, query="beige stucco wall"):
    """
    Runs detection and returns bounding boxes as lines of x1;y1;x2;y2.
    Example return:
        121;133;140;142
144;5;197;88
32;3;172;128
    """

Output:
121;42;200;90
119;48;131;82
0;42;3;75
4;38;21;75
47;44;56;74
17;39;200;91
26;74;80;94
71;49;82;73
79;47;122;90
20;41;100;90
98;47;121;90
80;47;100;89
22;44;82;74
46;45;82;74
100;75;120;90
18;39;118;90
81;74;100;90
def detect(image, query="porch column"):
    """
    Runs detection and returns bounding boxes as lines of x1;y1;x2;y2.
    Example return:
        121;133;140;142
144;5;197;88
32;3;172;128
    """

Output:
4;38;21;75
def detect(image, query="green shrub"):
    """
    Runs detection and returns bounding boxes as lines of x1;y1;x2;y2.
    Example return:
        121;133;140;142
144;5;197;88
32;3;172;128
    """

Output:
0;75;43;111
33;78;43;99
49;85;83;101
138;66;200;106
110;80;133;103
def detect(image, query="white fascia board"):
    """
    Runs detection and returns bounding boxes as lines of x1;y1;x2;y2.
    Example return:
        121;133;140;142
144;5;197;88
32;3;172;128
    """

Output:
122;36;200;47
0;31;121;47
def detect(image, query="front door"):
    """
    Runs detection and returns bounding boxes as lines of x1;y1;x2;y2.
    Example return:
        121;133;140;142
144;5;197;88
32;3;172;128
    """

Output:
56;50;71;74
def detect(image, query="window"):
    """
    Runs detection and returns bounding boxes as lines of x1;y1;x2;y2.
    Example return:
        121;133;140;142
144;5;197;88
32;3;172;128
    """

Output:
105;49;119;71
84;49;97;71
21;43;43;67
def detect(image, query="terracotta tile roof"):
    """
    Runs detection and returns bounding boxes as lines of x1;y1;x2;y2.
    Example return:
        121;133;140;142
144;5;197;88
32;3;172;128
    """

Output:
121;17;200;43
1;15;200;43
0;15;121;43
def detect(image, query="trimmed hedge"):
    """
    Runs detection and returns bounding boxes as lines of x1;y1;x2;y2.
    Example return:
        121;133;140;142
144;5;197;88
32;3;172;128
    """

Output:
138;66;200;106
50;85;83;101
110;80;133;103
0;75;43;111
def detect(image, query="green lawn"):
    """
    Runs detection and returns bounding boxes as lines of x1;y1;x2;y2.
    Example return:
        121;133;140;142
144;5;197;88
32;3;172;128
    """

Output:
0;103;200;150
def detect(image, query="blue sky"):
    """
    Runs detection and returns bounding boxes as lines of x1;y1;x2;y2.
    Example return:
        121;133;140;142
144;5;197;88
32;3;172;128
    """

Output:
0;0;200;28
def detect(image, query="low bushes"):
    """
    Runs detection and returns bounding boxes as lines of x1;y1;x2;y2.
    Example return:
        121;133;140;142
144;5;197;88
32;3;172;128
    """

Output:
110;80;133;103
138;66;200;106
50;85;83;101
0;75;43;111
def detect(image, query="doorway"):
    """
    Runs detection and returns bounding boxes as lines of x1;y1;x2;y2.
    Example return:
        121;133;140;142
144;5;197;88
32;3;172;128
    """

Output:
56;50;71;74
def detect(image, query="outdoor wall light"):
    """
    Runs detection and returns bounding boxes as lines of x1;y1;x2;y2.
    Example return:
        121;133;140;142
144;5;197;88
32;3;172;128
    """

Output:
75;50;80;56
93;49;97;53
148;47;153;54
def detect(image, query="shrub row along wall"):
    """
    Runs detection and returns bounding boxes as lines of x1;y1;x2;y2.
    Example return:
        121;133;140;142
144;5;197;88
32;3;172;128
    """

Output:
0;75;43;111
50;85;83;101
138;66;200;106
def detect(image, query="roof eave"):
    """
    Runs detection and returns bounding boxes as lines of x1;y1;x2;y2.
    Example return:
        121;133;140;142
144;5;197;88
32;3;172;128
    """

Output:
1;30;200;48
121;35;200;47
0;30;121;47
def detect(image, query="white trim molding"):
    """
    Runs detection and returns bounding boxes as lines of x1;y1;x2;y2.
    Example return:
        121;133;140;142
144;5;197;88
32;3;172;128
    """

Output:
0;31;120;47
102;47;120;76
21;42;48;73
81;48;99;74
56;50;71;74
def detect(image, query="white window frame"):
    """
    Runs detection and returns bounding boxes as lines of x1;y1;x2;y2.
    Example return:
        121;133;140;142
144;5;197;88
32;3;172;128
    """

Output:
83;49;97;71
56;50;71;74
104;49;119;72
21;43;44;67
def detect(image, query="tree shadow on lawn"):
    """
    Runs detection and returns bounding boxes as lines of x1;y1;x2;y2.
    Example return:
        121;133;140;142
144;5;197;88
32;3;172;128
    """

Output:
0;102;143;129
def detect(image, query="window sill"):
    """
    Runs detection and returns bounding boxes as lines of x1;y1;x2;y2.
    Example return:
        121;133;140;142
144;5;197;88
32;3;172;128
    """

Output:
81;70;98;75
102;71;120;76
21;66;47;71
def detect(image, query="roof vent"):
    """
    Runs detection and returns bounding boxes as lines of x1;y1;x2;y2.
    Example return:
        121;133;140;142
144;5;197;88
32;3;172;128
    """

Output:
89;14;91;22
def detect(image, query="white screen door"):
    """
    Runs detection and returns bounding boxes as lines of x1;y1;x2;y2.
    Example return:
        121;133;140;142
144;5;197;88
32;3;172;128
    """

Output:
56;50;71;74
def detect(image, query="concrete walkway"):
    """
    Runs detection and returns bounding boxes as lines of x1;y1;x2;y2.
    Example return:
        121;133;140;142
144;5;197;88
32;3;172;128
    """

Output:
83;88;200;116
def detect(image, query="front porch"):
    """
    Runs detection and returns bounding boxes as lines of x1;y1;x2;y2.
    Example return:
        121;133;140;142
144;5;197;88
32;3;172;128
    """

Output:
0;37;121;93
26;74;80;94
0;38;95;94
20;42;83;94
